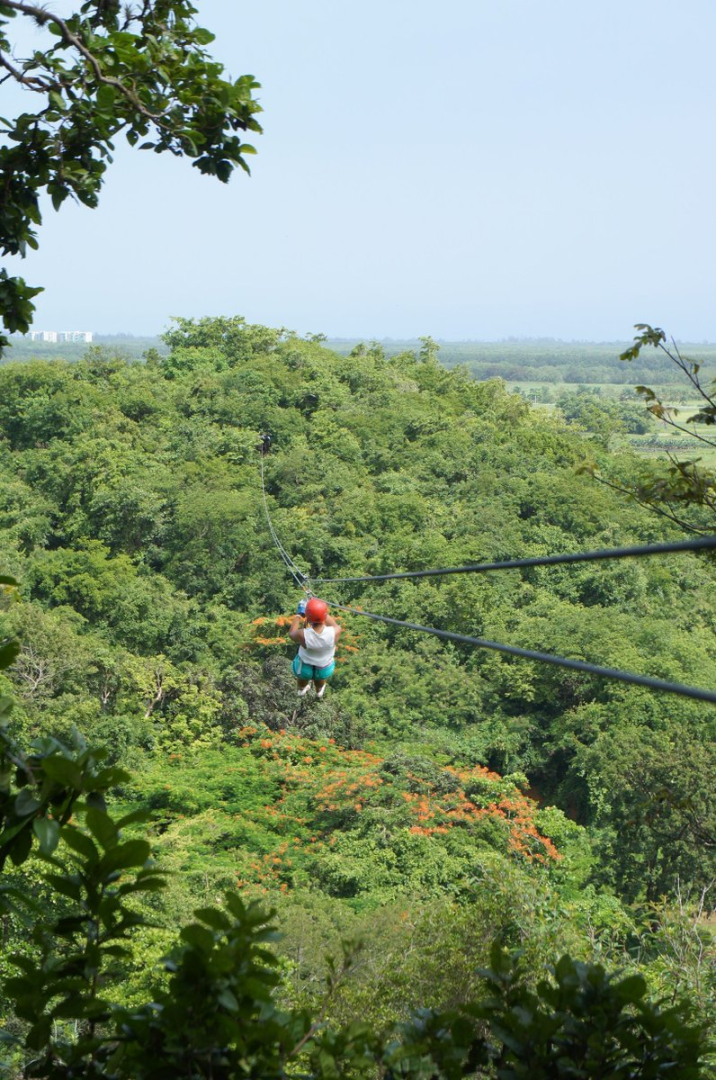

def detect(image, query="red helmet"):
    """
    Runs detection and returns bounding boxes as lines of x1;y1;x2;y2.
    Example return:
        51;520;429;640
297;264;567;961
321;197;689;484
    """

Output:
305;597;328;623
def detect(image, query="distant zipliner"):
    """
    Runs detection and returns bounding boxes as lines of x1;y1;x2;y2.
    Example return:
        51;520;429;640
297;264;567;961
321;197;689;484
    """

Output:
289;597;342;700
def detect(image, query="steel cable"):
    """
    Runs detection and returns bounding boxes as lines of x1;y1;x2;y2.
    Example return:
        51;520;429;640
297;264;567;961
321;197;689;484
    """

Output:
259;453;310;593
314;535;716;586
257;451;716;703
320;595;716;705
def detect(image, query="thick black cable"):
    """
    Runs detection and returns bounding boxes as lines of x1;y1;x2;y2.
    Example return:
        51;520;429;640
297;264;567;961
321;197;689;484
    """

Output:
257;455;716;702
322;597;716;705
314;535;716;586
259;454;310;593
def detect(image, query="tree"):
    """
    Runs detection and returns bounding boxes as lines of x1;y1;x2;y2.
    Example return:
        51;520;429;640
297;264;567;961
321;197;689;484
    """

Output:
0;1;262;350
587;326;716;531
576;725;716;901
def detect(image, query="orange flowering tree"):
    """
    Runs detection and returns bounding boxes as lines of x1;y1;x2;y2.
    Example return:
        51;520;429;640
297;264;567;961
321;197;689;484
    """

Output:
138;726;561;907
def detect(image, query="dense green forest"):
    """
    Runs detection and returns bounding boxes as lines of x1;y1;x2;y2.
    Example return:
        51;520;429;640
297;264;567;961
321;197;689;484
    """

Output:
0;317;715;1074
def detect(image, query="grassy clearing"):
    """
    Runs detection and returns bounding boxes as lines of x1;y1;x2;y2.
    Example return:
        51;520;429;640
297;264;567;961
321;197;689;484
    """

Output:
624;430;716;467
507;382;716;465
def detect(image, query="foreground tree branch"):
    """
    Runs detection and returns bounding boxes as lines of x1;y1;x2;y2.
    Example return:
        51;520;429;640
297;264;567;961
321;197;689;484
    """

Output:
585;325;716;532
2;0;166;119
0;0;262;350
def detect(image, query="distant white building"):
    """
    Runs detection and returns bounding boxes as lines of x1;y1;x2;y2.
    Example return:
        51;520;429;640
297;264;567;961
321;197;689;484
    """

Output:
27;330;93;343
59;331;93;343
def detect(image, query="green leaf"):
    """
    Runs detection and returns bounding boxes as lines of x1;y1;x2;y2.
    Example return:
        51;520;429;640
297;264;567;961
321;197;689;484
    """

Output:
99;839;151;873
3;975;35;998
44;872;82;902
102;944;132;958
89;766;131;789
33;817;60;857
85;790;107;812
450;1016;475;1045
61;826;100;863
225;892;248;919
118;876;166;895
0;638;19;670
96;84;116;110
55;915;91;936
8;828;32;867
14;789;40;817
615;974;647;1003
85;807;119;851
194;906;231;931
217;988;239;1011
42;756;83;789
180;923;215;952
8;955;36;977
115;808;150;829
554;955;576;983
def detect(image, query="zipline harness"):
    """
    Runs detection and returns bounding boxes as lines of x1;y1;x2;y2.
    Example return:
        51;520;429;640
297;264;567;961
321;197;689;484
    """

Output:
258;452;716;705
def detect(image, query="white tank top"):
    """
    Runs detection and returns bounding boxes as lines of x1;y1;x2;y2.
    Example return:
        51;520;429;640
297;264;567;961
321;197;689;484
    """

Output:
298;625;336;668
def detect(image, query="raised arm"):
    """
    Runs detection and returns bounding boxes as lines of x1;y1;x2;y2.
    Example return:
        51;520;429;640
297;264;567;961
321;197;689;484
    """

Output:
289;614;306;646
325;614;343;641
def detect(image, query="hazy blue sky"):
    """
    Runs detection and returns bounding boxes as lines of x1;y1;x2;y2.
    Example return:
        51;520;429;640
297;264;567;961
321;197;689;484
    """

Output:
4;0;716;339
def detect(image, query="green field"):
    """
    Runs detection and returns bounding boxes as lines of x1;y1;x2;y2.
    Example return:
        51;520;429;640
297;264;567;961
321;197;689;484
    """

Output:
505;380;716;463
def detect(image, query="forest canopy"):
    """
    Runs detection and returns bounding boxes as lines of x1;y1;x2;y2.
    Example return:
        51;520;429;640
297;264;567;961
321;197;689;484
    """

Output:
0;318;714;1075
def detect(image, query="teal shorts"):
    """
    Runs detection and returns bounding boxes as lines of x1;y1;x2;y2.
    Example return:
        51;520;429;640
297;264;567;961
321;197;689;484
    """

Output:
292;654;335;682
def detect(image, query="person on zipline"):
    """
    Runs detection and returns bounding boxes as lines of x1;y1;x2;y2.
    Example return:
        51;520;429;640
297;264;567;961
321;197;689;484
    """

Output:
289;597;342;699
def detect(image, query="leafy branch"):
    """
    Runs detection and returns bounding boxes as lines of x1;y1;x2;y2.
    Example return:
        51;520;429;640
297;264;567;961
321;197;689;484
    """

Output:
584;325;716;529
0;1;262;350
623;324;716;436
2;0;167;119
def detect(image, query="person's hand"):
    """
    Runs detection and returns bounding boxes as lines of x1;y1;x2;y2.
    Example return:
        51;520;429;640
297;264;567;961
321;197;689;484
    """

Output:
296;599;307;616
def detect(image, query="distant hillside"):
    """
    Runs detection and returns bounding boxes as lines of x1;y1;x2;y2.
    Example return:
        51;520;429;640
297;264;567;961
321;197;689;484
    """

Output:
327;337;716;385
3;334;168;362
7;331;716;385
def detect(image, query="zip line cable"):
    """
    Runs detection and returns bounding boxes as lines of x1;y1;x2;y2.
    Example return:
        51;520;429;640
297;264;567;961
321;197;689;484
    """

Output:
260;458;308;591
322;596;716;705
259;454;293;574
256;450;716;704
259;453;310;593
314;535;716;585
